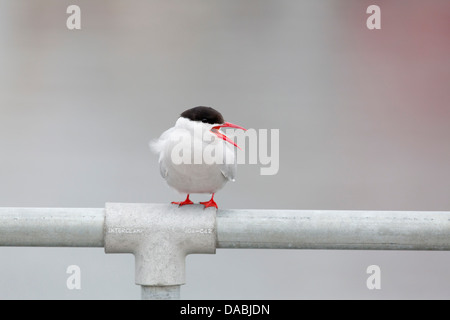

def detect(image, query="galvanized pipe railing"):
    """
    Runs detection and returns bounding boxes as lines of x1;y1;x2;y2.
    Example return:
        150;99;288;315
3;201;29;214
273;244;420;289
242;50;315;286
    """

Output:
2;206;449;250
1;204;450;299
0;207;104;247
217;209;450;250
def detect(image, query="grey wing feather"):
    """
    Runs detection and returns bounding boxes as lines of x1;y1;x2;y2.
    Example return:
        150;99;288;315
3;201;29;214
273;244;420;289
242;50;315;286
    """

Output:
219;144;237;181
220;162;236;181
159;154;169;179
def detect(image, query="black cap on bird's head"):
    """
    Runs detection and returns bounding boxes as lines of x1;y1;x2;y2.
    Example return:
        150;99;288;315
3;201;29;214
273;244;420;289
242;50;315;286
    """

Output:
180;106;246;149
180;106;224;125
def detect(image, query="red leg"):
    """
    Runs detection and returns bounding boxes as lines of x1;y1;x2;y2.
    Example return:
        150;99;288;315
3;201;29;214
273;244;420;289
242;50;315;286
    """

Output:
171;194;194;206
200;193;218;209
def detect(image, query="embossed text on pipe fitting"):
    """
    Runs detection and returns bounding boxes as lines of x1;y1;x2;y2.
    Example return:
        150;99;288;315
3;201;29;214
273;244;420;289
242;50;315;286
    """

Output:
107;227;144;234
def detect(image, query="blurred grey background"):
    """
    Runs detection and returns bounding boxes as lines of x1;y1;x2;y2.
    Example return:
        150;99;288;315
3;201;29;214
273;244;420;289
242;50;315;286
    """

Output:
0;0;449;299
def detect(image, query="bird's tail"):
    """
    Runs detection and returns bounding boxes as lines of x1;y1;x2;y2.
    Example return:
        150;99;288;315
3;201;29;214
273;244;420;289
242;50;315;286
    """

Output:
149;139;164;155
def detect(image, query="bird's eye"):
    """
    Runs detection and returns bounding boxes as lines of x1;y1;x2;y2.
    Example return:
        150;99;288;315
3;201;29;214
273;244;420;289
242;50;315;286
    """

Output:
201;118;208;123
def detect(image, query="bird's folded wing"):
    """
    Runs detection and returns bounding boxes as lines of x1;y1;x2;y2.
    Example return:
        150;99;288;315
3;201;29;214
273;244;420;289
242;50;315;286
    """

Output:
219;144;237;182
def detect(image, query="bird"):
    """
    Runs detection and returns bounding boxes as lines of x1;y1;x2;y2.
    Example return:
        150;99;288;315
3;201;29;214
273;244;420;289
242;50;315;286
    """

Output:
150;106;246;209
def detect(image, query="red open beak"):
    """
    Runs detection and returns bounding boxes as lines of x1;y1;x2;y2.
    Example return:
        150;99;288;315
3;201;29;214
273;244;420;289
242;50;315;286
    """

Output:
211;122;247;149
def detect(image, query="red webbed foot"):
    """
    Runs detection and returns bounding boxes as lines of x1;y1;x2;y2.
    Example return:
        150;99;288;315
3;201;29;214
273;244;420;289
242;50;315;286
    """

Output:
171;194;194;207
200;193;218;209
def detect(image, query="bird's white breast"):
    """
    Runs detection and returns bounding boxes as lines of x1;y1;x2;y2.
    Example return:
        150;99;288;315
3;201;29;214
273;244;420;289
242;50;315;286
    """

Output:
150;118;237;194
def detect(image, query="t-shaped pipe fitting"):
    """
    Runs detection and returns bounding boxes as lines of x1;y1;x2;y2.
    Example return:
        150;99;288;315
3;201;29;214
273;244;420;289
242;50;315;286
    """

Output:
104;203;216;286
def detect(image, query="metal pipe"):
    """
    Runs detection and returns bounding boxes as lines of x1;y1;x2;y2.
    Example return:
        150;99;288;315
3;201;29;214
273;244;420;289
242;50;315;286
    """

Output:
1;205;450;300
104;203;217;287
217;209;450;250
0;207;104;247
141;285;181;300
1;206;450;251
